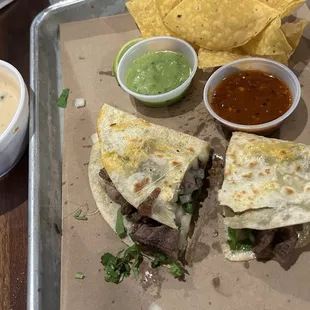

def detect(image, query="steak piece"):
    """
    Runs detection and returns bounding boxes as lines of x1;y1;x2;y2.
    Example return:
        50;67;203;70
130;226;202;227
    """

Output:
255;245;274;260
253;229;275;254
131;224;179;259
99;168;111;182
120;203;136;216
127;212;144;224
252;227;298;264
100;168;135;215
272;227;298;264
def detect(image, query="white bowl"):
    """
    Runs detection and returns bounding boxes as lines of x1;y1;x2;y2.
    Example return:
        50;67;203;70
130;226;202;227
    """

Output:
0;60;29;177
117;36;198;107
203;57;301;135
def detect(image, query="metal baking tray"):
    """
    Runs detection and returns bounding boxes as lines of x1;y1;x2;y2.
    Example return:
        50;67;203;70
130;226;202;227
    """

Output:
28;1;127;309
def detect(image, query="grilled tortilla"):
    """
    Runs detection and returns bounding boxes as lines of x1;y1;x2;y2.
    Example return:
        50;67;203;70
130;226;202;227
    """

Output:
219;132;310;262
89;104;211;259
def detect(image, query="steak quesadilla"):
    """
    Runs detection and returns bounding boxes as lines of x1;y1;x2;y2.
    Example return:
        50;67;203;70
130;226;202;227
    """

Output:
218;132;310;263
89;104;211;263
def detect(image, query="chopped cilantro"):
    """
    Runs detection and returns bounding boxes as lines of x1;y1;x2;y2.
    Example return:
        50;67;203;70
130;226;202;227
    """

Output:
56;88;70;108
227;227;253;251
151;252;169;268
183;202;193;214
101;244;142;284
115;209;127;239
74;209;88;221
151;252;185;280
169;262;184;279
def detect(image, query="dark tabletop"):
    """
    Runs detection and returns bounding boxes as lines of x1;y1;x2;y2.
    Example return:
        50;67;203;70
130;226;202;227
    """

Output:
0;1;49;309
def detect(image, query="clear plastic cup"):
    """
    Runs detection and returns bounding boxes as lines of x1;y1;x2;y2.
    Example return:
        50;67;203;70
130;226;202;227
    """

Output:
203;57;301;135
0;60;29;177
117;36;198;107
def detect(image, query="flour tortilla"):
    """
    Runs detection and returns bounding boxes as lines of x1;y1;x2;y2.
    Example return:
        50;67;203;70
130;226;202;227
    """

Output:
219;132;310;261
96;104;211;229
219;132;310;230
88;142;134;247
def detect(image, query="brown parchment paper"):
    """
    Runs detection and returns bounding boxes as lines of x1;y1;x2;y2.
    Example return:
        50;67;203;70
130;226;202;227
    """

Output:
60;8;310;310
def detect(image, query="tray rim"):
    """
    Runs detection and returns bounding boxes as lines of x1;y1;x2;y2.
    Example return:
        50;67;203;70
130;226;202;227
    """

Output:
28;1;89;310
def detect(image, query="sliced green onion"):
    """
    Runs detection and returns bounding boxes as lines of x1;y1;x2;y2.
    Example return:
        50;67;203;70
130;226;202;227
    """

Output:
75;272;85;279
74;209;88;221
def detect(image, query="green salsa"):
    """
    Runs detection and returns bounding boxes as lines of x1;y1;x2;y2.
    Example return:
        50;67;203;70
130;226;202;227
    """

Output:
126;51;191;95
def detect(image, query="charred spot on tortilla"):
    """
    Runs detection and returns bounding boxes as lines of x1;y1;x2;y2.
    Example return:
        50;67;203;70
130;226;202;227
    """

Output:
249;161;258;168
138;188;161;217
224;169;231;177
134;177;150;193
172;161;181;167
283;187;295;195
242;172;253;178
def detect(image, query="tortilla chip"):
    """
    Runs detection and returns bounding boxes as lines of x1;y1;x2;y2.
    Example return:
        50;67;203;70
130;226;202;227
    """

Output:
126;0;171;37
156;0;182;18
259;0;305;18
264;54;289;66
198;48;249;69
163;0;278;51
281;20;308;54
242;17;292;56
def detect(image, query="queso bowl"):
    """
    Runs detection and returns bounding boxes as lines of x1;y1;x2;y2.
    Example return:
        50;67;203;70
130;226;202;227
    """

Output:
203;57;301;135
0;60;29;177
117;36;198;107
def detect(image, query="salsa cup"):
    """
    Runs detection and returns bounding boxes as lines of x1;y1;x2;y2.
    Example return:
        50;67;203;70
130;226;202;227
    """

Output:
203;57;301;135
117;36;198;107
0;60;29;177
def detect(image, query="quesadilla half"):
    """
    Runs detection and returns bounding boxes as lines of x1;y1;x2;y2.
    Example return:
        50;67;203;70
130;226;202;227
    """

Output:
89;104;211;260
218;132;310;263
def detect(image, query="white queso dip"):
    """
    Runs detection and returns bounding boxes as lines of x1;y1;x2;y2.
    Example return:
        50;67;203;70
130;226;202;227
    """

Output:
0;72;20;136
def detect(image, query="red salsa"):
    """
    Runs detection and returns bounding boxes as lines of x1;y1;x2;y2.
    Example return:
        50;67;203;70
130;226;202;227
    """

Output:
211;70;292;125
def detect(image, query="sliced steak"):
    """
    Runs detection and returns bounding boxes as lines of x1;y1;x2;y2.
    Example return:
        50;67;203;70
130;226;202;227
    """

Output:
99;168;111;182
255;246;274;260
100;169;135;215
131;224;179;259
252;227;298;264
272;227;298;264
127;212;144;224
120;203;136;216
253;229;275;254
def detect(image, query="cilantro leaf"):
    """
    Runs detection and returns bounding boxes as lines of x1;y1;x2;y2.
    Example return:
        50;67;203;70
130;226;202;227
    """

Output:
169;262;185;279
183;202;194;214
115;209;127;239
151;252;169;268
151;252;185;280
101;244;143;284
74;209;88;221
56;88;70;108
227;228;253;251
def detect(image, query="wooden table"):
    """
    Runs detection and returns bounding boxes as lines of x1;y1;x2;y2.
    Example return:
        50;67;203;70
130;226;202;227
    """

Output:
0;1;49;309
